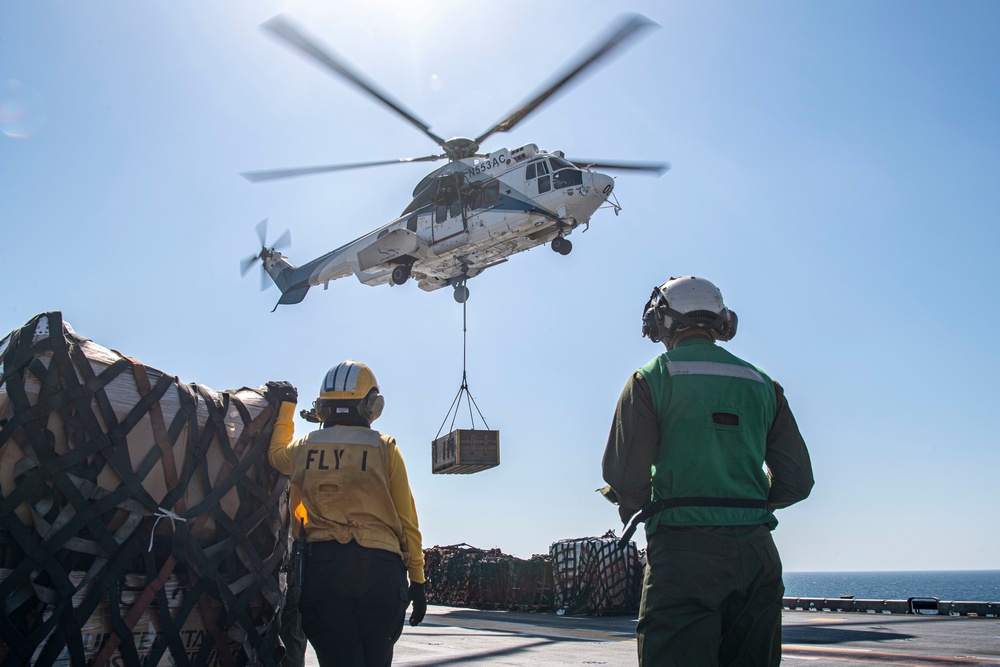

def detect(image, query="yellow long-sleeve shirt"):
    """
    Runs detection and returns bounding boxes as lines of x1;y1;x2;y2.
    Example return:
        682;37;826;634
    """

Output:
268;402;425;583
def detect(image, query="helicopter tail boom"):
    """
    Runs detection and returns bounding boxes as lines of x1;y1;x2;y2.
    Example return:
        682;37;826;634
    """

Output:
258;249;314;311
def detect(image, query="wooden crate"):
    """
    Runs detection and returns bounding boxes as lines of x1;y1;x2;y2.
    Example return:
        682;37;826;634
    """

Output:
432;429;500;474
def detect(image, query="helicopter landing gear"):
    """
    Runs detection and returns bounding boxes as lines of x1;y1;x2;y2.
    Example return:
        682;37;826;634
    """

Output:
390;263;411;286
551;236;573;256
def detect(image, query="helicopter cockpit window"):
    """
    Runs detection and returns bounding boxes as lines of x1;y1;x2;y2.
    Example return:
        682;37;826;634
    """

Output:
550;156;575;171
534;160;551;194
553;168;583;189
435;203;449;223
407;215;418;232
526;163;536;180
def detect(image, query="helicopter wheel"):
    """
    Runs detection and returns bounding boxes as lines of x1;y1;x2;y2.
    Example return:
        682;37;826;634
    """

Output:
453;284;470;303
391;264;411;285
552;237;573;255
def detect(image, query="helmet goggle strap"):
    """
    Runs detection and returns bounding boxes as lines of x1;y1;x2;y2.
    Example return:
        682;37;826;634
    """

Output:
314;398;361;423
314;388;383;424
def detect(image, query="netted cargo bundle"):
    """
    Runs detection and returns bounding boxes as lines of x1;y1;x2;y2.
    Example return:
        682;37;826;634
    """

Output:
423;544;553;611
0;312;289;667
550;531;642;616
507;553;554;612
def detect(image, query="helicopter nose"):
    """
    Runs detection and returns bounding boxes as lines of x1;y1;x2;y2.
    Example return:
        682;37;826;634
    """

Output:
590;172;614;197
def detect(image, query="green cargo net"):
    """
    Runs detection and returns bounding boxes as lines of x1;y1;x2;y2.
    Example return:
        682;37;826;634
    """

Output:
423;544;553;612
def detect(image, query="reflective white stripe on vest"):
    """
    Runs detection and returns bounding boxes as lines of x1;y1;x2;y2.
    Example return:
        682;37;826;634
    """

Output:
666;361;765;383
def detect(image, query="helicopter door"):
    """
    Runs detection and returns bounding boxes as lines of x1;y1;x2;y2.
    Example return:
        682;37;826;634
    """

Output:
524;160;552;196
431;178;467;244
432;199;466;243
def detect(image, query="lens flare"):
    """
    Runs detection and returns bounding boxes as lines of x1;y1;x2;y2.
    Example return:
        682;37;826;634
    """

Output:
0;80;47;139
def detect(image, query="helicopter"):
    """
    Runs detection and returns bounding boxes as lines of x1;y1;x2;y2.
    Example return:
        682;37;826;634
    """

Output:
241;14;667;307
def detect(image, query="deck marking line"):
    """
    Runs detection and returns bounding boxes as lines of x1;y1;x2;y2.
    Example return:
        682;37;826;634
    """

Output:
783;644;1000;666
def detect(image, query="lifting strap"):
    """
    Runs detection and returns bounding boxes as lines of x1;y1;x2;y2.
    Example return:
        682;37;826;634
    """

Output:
435;296;490;439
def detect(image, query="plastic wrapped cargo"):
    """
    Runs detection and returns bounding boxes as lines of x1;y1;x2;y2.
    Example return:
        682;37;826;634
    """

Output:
0;312;289;667
550;532;642;616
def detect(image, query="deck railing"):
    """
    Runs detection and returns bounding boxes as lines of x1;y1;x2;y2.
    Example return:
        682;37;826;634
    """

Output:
783;597;999;616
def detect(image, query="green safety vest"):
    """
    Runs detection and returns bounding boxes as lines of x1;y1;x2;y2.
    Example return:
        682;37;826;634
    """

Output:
638;338;778;532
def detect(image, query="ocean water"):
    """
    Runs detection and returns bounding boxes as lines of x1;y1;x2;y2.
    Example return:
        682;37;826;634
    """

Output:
783;570;1000;601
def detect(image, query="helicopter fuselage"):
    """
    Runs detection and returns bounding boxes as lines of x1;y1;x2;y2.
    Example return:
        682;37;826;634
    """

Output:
243;14;664;307
262;143;615;304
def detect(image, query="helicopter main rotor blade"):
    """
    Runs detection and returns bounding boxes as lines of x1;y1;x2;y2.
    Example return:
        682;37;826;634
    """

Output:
569;159;670;175
241;155;445;183
474;14;658;146
261;15;450;152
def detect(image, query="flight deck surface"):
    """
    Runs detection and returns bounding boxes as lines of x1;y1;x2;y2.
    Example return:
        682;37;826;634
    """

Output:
301;605;1000;666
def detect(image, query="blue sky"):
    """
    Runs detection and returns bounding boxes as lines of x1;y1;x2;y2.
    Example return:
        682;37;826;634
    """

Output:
2;1;998;572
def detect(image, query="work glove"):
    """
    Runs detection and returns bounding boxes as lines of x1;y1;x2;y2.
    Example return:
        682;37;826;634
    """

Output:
300;408;321;423
407;581;427;627
265;380;298;405
597;484;620;505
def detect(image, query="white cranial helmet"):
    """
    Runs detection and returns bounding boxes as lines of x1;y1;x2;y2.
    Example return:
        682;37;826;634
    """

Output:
641;276;738;346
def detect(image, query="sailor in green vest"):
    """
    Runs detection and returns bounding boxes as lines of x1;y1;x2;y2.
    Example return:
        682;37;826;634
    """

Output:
601;276;813;667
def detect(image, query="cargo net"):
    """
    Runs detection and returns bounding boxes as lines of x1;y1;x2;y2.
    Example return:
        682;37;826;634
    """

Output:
550;531;642;616
0;312;289;667
423;544;554;612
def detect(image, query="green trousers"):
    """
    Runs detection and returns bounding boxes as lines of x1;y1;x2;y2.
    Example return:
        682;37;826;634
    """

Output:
637;524;783;667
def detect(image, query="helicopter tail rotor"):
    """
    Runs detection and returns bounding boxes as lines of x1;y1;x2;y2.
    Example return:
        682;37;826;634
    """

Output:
240;218;292;291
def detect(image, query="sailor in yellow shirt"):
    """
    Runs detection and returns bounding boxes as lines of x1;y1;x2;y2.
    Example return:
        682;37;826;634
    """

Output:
267;361;425;667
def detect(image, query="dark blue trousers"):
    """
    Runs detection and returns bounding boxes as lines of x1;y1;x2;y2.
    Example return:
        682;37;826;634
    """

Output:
298;540;408;667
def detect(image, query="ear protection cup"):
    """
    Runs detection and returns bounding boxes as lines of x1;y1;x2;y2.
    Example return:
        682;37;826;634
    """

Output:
641;287;671;342
641;292;658;340
358;389;385;423
367;393;385;423
717;310;738;341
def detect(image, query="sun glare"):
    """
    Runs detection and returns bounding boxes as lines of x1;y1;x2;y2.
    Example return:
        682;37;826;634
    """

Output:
0;80;47;139
278;0;445;33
